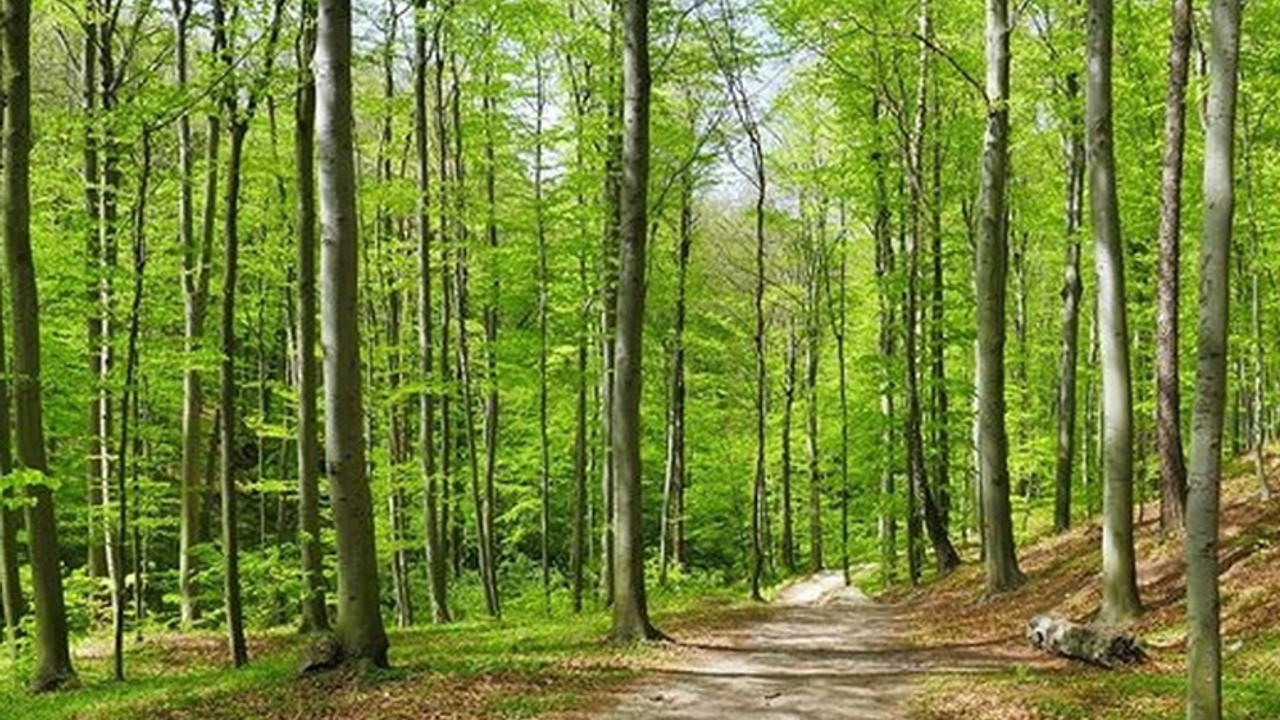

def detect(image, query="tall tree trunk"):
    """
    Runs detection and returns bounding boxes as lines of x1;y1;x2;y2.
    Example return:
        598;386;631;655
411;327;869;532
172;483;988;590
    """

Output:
571;253;589;611
927;92;951;535
5;0;76;688
599;2;621;607
906;0;959;576
805;288;822;574
660;169;692;584
611;0;660;643
1240;100;1273;502
219;119;249;668
780;322;797;575
316;0;390;666
479;62;502;618
175;0;216;627
534;56;552;611
0;45;22;659
416;0;449;625
1055;70;1085;534
1087;0;1141;624
113;133;150;681
1156;0;1192;535
834;205;851;584
1186;3;1239;717
295;0;329;635
977;0;1023;595
874;94;897;585
82;7;107;582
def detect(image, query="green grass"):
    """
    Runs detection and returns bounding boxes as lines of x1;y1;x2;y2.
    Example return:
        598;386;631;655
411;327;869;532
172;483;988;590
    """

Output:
0;583;748;720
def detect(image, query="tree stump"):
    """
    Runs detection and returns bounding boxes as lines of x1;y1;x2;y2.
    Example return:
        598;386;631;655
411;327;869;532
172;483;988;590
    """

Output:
1026;614;1146;668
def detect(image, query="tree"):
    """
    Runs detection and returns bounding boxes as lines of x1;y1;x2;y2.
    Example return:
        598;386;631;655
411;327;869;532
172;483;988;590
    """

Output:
1155;0;1192;535
316;0;390;667
611;0;660;643
415;0;449;626
1086;0;1141;625
5;0;76;689
1186;1;1240;716
295;0;329;634
975;0;1023;595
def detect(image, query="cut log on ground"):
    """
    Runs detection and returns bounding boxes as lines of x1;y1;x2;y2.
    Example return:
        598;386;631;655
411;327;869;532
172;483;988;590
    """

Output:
1026;614;1146;668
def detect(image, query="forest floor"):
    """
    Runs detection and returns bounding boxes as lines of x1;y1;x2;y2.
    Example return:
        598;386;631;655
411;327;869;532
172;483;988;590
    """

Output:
584;571;1022;719
903;456;1280;720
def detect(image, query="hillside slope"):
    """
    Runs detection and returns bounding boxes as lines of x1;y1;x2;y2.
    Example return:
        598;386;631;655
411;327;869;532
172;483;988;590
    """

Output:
899;459;1280;720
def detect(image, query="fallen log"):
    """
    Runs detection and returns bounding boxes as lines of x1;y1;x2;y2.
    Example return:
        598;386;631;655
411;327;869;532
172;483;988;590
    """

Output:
1026;614;1146;668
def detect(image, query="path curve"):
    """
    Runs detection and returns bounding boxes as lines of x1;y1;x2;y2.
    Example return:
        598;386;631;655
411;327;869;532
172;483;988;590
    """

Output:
599;571;1009;719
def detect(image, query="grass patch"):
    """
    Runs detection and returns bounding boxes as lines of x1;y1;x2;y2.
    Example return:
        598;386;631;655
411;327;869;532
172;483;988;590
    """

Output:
0;582;748;720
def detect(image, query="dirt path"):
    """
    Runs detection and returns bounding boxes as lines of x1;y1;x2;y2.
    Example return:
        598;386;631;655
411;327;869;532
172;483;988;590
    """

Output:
599;572;1011;719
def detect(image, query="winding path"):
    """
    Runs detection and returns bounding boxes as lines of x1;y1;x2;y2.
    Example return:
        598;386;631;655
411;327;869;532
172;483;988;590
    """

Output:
600;572;1009;719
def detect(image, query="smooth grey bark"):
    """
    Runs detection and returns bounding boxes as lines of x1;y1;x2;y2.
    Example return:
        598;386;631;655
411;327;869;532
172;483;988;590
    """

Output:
174;0;216;628
1055;70;1085;535
295;0;329;635
1186;2;1239;717
1156;0;1192;535
415;0;449;626
611;0;660;643
316;0;390;667
1086;0;1141;624
5;0;76;688
976;0;1023;595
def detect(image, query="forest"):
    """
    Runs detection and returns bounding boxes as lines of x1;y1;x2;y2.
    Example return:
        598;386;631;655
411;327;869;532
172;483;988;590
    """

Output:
0;0;1275;718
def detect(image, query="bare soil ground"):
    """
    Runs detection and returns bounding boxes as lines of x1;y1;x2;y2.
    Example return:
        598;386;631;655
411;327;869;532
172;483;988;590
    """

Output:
591;571;1020;719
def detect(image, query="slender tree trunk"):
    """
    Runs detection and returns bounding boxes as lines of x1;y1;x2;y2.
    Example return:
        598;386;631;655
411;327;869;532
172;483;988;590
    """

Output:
977;0;1023;595
0;48;22;659
113;134;150;681
220;120;249;668
175;0;215;627
571;253;589;611
599;6;621;606
82;8;107;583
1055;71;1085;534
1186;3;1239;717
534;57;552;611
416;0;449;625
805;290;822;574
611;0;660;643
294;0;328;635
316;0;390;666
1087;0;1141;624
874;94;897;584
907;0;959;575
479;63;502;618
781;322;797;575
660;169;692;584
1156;0;1192;535
1240;101;1273;502
5;0;76;687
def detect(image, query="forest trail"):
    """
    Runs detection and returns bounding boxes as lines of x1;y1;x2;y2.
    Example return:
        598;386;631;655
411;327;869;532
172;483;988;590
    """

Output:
598;571;1010;719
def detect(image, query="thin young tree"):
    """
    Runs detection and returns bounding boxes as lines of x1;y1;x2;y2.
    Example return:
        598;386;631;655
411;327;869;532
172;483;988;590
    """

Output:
5;0;76;689
295;0;329;634
1156;0;1192;534
1186;2;1240;716
1086;0;1141;624
316;0;390;667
